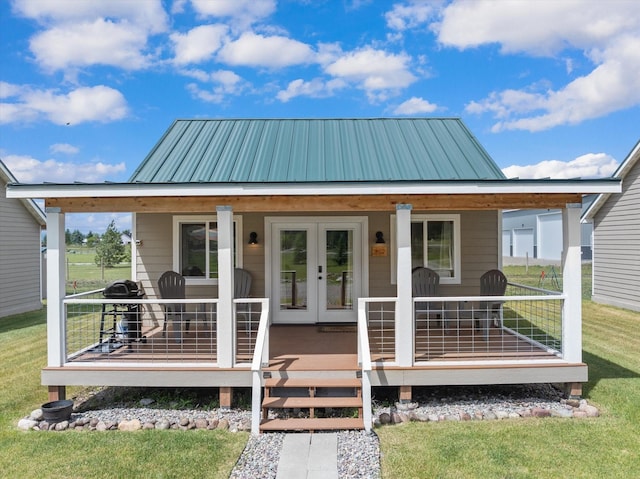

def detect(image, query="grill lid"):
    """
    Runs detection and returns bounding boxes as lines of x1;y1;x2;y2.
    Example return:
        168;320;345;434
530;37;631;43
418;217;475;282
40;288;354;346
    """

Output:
103;279;140;298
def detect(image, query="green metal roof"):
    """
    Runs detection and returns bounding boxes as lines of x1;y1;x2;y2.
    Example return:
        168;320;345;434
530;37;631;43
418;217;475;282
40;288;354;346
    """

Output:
129;118;506;184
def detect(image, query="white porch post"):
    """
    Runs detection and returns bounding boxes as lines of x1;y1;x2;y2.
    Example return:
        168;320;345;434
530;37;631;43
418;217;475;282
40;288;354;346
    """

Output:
45;207;66;367
217;206;235;368
395;204;413;367
562;203;582;363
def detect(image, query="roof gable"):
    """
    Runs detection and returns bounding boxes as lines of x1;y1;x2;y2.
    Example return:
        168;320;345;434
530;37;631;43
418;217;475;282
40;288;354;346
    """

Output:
582;139;640;221
129;118;506;184
0;159;46;226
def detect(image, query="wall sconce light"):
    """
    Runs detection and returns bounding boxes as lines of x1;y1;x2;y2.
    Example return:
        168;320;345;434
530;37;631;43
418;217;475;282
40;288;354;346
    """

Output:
248;232;258;245
375;231;385;244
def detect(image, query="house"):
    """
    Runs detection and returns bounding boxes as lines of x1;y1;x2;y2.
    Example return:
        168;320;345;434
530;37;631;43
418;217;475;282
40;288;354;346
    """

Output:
502;194;596;262
7;118;620;433
0;159;46;318
582;140;640;312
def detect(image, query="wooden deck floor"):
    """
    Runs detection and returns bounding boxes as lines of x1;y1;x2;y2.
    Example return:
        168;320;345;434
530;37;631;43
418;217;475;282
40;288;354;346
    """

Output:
70;322;558;365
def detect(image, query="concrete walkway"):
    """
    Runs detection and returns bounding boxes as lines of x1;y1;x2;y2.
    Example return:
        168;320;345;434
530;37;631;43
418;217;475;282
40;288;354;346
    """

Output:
276;433;339;479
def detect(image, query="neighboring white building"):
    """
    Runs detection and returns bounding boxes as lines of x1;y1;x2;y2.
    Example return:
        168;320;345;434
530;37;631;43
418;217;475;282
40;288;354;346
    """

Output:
502;195;596;262
0;159;46;318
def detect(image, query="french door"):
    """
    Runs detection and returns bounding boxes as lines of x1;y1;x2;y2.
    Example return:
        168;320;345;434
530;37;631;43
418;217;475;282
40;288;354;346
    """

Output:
268;218;365;324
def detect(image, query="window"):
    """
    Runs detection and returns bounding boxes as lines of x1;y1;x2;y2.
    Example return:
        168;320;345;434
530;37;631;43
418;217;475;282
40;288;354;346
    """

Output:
391;214;461;284
173;216;242;284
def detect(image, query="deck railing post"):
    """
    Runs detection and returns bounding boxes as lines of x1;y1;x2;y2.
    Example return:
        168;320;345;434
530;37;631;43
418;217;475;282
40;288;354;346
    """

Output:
46;208;66;366
562;204;582;363
217;206;235;368
395;204;413;367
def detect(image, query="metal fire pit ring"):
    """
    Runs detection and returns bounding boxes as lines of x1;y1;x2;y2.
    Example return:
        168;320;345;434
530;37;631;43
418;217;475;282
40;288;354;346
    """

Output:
41;399;73;422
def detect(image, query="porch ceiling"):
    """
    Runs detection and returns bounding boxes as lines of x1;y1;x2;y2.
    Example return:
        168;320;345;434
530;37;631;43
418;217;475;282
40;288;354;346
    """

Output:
45;193;583;213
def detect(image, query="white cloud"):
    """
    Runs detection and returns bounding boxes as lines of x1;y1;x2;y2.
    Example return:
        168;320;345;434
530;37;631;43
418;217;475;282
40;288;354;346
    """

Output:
217;32;315;68
436;0;639;55
30;19;152;73
276;78;347;102
0;83;129;125
435;0;640;131
385;1;440;32
171;24;229;65
13;0;168;74
324;47;417;102
2;154;126;183
467;35;640;132
50;143;79;155
12;0;168;32
393;96;439;115
190;0;276;28
184;69;247;103
501;153;619;179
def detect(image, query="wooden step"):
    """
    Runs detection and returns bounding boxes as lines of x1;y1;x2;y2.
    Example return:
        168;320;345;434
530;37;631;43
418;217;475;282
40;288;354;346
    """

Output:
264;377;361;388
260;417;364;432
262;396;362;409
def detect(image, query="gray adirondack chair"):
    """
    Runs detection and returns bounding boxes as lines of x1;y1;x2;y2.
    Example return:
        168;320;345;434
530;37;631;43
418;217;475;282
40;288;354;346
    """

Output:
475;269;508;339
412;267;442;326
157;270;188;342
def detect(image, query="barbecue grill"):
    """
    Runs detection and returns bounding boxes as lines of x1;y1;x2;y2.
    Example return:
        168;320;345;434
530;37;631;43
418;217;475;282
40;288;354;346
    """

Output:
100;280;145;348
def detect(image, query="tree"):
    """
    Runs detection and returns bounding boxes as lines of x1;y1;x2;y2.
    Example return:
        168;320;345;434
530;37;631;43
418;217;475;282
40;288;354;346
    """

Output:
95;220;125;268
86;231;99;247
69;229;85;245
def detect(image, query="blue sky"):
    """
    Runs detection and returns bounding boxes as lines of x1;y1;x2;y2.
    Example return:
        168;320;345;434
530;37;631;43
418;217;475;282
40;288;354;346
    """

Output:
1;0;639;233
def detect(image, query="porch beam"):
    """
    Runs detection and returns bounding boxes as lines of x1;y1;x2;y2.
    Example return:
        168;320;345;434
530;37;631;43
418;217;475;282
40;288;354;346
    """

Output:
562;204;583;363
45;193;582;213
45;208;66;367
217;206;235;368
395;204;413;367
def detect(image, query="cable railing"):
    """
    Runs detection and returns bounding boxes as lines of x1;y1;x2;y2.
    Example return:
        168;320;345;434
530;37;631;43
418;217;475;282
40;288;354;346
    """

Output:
413;285;564;362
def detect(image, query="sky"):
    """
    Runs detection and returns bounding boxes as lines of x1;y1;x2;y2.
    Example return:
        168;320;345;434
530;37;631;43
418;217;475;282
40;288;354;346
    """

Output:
1;0;640;234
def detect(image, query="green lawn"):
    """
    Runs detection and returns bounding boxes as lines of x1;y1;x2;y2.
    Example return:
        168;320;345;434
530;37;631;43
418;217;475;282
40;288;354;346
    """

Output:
377;299;640;478
0;310;247;479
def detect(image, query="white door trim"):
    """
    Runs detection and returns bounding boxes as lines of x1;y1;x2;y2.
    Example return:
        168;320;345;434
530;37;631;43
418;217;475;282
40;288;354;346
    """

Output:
265;216;369;324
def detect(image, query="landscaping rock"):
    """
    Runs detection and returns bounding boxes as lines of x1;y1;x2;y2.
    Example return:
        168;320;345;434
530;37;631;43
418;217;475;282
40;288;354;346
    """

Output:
17;418;38;431
54;421;69;431
30;409;44;421
118;419;142;431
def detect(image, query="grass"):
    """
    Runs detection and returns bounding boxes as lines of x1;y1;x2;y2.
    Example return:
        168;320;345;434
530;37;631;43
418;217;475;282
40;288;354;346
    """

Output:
377;297;640;478
0;310;247;479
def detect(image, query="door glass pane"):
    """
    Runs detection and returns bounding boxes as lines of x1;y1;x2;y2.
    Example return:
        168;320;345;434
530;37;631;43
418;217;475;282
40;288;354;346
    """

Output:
208;222;218;279
325;230;353;310
410;222;424;270
280;230;307;310
427;221;454;277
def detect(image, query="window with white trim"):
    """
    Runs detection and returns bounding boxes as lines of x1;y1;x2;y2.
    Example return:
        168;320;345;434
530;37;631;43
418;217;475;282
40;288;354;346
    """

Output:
173;216;242;283
392;214;461;284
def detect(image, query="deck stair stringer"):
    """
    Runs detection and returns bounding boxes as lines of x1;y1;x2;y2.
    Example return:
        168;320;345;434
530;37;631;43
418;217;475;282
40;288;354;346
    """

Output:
259;375;365;432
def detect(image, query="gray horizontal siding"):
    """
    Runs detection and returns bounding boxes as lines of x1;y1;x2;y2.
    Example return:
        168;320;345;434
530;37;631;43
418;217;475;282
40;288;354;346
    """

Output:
1;178;43;317
592;156;640;311
135;210;500;307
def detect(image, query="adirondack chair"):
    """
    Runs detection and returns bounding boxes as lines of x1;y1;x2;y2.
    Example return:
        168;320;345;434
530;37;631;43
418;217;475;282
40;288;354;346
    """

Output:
412;267;442;327
475;269;508;339
157;270;188;342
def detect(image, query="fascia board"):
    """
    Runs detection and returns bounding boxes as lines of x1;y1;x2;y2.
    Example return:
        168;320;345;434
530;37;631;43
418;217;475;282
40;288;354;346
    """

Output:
6;179;621;199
